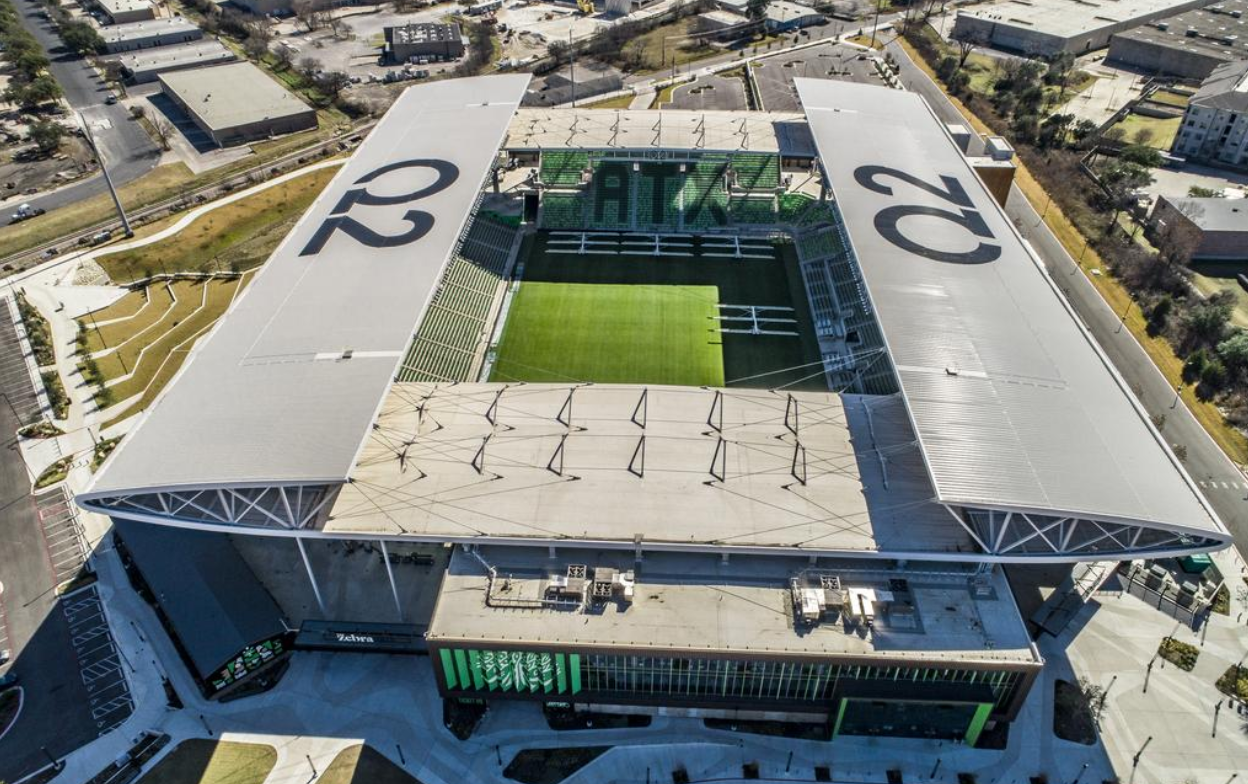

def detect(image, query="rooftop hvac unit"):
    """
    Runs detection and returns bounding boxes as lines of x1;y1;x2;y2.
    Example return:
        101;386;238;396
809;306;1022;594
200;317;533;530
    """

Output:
800;588;823;623
589;566;635;603
847;587;878;627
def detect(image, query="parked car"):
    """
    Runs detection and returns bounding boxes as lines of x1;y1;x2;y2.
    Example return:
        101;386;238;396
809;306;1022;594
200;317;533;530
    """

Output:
0;671;18;690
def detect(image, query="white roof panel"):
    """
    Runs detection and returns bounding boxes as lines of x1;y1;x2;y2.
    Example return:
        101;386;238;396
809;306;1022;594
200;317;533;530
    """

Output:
796;78;1225;539
86;75;529;496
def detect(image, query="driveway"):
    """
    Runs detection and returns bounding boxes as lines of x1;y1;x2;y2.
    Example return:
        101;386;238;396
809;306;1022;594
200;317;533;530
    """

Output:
10;0;161;215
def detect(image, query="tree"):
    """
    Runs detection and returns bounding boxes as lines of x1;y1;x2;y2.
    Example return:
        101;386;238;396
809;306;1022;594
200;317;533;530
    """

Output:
6;75;62;109
1147;295;1173;336
1119;144;1163;168
273;44;293;71
1183;296;1233;351
1216;331;1248;377
951;28;982;68
244;33;270;60
297;57;323;81
149;115;174;151
293;0;328;32
28;120;64;154
1098;160;1153;227
59;20;104;55
746;0;769;22
315;70;350;99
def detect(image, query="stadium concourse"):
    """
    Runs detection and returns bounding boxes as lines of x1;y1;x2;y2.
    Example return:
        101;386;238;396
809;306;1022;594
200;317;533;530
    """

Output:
77;75;1228;741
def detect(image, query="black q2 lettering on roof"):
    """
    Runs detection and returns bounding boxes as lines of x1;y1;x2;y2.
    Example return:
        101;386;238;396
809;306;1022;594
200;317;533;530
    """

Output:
299;159;461;256
853;165;1002;264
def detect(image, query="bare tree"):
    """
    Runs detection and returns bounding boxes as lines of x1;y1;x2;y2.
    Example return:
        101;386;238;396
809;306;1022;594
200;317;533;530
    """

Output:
149;115;174;151
952;28;983;68
298;56;323;80
293;0;327;32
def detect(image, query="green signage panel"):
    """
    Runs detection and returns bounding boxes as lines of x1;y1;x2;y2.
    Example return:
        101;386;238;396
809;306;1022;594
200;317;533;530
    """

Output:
440;648;582;696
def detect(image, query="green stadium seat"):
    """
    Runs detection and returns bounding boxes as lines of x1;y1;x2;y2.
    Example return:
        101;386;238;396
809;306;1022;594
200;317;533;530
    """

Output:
731;153;780;192
682;162;729;230
539;151;589;189
728;195;775;226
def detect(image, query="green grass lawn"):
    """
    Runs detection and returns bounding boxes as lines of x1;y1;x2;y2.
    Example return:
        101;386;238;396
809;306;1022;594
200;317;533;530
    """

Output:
492;282;724;386
1113;113;1182;149
1191;261;1248;329
137;739;276;784
490;236;821;389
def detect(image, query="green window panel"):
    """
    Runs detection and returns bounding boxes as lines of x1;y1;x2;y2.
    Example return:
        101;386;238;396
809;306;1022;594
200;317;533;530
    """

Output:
454;649;471;690
832;699;848;739
570;654;582;694
440;649;457;690
555;653;567;693
964;703;993;747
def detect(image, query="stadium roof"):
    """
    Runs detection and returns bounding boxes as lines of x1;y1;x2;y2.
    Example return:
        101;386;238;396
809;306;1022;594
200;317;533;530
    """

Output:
81;76;1228;561
506;109;816;157
324;384;969;558
84;74;529;497
796;78;1227;548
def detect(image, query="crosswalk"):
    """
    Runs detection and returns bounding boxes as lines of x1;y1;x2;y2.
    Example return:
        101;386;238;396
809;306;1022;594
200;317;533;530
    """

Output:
1196;479;1248;492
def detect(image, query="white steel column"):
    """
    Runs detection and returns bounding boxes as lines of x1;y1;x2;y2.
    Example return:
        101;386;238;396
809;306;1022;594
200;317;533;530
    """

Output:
297;536;327;616
380;540;403;617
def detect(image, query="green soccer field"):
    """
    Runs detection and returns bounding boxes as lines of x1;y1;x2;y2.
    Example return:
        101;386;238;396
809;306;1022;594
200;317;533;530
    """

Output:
490;234;824;389
491;282;724;386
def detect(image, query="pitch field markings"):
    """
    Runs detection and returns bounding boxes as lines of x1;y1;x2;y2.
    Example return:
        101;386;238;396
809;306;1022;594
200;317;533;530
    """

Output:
491;282;725;387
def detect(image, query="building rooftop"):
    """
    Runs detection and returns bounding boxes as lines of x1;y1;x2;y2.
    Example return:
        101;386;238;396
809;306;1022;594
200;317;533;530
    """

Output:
325;385;971;557
427;546;1040;664
98;0;152;16
506;108;815;156
159;62;312;130
1113;1;1248;64
796;78;1225;545
956;0;1205;39
1159;195;1248;230
99;16;199;43
1191;57;1248;112
117;40;235;75
388;22;462;44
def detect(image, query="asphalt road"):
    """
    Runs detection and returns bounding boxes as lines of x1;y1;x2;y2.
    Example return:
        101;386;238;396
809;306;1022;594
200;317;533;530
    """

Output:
0;314;106;781
885;40;1248;551
9;0;160;215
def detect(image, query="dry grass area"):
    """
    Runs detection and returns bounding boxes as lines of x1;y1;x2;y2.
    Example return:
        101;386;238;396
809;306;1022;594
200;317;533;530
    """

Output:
137;739;276;784
96;275;251;429
897;36;1248;465
95;165;337;282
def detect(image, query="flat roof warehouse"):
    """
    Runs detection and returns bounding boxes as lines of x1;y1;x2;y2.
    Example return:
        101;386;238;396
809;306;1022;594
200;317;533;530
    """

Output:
80;75;1229;561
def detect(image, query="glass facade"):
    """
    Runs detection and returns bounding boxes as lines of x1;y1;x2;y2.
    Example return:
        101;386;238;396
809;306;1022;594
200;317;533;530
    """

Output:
437;646;1026;714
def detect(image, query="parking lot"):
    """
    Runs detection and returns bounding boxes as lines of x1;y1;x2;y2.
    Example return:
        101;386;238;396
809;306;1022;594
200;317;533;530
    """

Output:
64;586;134;735
0;298;124;781
36;487;89;586
667;71;749;111
751;42;884;112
